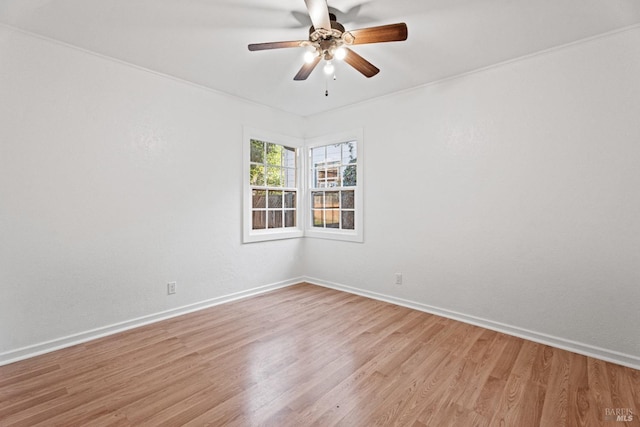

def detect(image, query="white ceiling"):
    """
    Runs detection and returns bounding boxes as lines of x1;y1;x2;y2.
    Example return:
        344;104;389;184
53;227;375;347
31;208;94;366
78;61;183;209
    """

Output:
2;0;640;116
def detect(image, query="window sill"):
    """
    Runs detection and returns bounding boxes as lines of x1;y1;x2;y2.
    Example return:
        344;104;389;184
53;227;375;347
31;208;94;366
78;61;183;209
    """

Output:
304;228;363;243
243;229;304;243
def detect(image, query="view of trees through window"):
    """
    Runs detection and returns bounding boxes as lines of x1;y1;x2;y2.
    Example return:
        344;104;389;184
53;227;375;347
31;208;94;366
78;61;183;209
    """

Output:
249;139;297;230
310;141;357;230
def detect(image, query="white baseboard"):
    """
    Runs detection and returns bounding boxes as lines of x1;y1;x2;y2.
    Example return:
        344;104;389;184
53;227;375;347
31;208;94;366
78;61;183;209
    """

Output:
0;277;303;366
304;277;640;371
4;276;639;371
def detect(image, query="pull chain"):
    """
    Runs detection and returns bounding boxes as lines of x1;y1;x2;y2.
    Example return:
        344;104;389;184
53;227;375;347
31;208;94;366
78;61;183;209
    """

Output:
325;74;336;97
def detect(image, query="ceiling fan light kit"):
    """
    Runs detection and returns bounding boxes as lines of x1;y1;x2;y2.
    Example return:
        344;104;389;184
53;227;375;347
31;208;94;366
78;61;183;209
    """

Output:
248;0;408;81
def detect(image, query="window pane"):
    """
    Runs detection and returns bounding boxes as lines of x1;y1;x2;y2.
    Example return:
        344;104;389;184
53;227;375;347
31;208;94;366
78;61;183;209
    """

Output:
284;210;296;227
326;166;339;187
341;190;354;209
342;141;357;164
284;191;296;209
268;210;282;228
312;192;324;209
266;167;283;187
315;168;327;188
284;167;296;187
325;191;339;208
342;165;357;186
250;165;265;186
342;211;355;230
312;146;325;167
266;143;283;166
250;139;264;163
268;190;283;208
252;211;266;229
327;144;341;163
312;210;324;227
326;209;340;228
283;146;296;168
252;190;266;208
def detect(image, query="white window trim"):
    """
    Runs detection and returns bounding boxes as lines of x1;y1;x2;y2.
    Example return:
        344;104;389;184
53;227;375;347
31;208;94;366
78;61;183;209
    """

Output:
242;127;304;243
305;129;364;243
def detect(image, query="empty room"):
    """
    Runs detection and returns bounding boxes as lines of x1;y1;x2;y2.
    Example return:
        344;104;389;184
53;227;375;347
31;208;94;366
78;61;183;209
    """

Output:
1;0;639;425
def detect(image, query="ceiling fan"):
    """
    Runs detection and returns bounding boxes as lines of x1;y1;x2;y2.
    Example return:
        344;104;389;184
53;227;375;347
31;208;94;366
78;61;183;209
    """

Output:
248;0;408;80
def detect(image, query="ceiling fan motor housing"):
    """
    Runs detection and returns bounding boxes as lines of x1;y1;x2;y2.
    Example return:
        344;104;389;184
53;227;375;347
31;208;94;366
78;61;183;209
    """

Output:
308;14;351;61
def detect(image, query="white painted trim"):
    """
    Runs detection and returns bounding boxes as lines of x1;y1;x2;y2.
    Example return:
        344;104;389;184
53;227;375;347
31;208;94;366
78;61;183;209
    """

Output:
304;129;364;243
242;127;305;243
0;277;303;366
4;277;639;371
304;277;640;371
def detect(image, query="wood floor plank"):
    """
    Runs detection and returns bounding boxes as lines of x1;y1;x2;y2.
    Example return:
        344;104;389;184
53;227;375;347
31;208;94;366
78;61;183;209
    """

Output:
320;320;437;399
1;283;638;426
540;347;571;426
473;374;508;419
568;354;601;426
456;332;510;411
510;340;540;380
606;363;640;426
514;380;547;426
489;334;524;381
235;299;402;423
463;328;498;364
179;293;399;426
628;368;640;411
531;344;555;386
396;335;477;425
366;348;452;426
418;357;480;426
327;318;445;425
0;387;68;420
588;357;615;426
488;372;528;426
280;310;425;425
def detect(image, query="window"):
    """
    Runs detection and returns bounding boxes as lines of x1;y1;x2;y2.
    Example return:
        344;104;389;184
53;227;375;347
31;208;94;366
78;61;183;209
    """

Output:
250;140;297;230
306;130;363;242
243;128;303;243
243;128;362;243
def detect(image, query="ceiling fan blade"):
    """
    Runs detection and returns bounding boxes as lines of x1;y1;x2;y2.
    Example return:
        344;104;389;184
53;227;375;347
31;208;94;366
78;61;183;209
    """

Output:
294;56;322;80
348;23;408;45
343;48;379;78
304;0;331;30
248;40;305;51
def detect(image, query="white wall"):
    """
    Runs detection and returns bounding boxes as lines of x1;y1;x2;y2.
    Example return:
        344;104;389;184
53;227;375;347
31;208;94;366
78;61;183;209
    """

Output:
0;26;305;359
304;28;640;364
2;24;639;368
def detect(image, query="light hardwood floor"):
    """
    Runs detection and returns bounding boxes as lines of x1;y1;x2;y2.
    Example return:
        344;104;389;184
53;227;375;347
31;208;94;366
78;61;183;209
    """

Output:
1;283;638;426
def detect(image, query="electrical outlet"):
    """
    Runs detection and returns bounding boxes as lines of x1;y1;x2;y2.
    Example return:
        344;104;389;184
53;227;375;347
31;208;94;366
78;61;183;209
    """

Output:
167;281;176;295
395;273;403;285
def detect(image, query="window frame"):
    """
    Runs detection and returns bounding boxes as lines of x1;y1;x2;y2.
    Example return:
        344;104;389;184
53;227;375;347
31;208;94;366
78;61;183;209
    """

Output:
305;129;364;243
242;127;304;243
